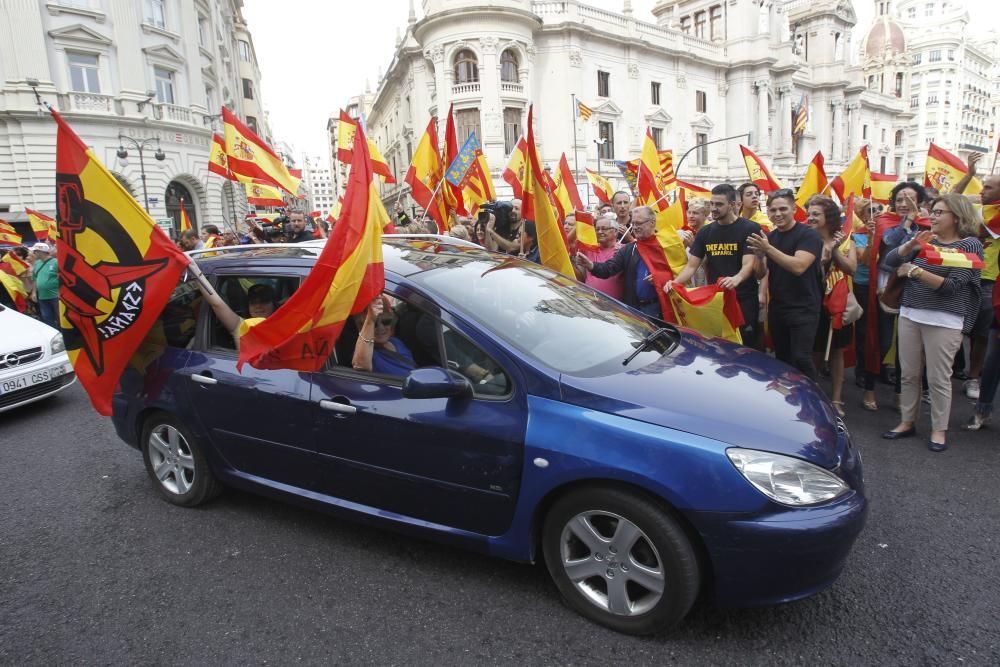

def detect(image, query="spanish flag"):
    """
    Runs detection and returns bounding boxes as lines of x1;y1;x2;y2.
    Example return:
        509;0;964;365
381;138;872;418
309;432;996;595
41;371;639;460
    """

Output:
52;110;190;415
208;133;231;179
677;179;710;199
667;281;744;344
244;178;286;207
824;264;852;330
626;149;675;193
795;151;828;222
654;196;690;276
586;168;614;204
829;146;871;203
575;210;599;252
238;121;386;372
924;143;982;195
404;117;449;232
870;172;897;205
326;197;344;225
0;270;28;312
982;204;1000;239
179;198;192;232
222;107;301;195
2;251;30;276
0;219;21;245
336;110;357;164
26;208;58;241
553;153;584;220
522;106;574;277
637;130;668;211
502;136;528;200
918;244;984;269
740;145;783;192
463;150;496;217
366;137;396;184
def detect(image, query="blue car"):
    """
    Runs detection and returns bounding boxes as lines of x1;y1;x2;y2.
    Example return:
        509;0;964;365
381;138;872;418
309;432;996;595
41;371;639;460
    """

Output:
112;237;867;635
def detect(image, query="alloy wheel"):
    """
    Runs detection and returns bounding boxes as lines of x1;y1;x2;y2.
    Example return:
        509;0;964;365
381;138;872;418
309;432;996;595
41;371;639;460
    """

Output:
147;424;196;496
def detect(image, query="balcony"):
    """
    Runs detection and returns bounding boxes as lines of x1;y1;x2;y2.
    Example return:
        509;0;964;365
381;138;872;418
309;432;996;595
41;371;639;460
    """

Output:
154;103;192;124
500;82;523;94
61;92;115;114
452;82;480;95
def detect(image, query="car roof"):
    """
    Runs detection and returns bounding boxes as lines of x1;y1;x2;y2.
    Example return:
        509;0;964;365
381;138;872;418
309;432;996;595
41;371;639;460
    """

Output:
187;235;493;278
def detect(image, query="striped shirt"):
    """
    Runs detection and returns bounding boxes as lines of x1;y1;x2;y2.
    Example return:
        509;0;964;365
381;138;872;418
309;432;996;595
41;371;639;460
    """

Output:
883;237;983;332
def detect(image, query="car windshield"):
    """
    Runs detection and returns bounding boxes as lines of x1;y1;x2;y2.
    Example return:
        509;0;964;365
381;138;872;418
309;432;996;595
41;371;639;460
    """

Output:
402;248;675;377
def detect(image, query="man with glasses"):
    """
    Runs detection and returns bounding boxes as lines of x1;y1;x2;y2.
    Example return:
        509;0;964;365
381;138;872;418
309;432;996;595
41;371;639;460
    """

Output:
576;206;662;318
577;214;624;300
668;183;763;347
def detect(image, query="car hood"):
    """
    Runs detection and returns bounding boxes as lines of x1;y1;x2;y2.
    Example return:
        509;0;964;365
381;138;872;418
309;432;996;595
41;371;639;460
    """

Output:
559;331;843;469
0;306;58;354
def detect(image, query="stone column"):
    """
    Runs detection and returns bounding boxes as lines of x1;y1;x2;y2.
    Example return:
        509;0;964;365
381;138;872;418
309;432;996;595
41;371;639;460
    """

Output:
777;82;793;156
846;102;862;155
831;99;844;161
108;0;149;101
755;79;770;153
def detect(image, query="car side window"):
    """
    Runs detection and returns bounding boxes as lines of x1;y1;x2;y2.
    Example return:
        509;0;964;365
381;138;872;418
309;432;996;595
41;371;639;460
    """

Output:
157;279;203;349
442;325;511;397
208;274;300;352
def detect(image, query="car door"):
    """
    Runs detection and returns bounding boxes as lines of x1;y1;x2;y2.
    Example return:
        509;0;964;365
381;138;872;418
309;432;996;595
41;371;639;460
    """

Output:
182;268;318;491
308;285;527;536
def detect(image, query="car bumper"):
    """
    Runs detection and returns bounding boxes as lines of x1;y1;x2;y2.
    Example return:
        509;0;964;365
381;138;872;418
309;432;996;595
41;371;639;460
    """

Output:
0;358;76;413
687;490;869;607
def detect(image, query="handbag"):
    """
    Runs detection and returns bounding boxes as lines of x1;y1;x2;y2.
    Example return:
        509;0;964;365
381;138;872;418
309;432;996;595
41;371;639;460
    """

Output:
879;274;903;313
842;290;864;326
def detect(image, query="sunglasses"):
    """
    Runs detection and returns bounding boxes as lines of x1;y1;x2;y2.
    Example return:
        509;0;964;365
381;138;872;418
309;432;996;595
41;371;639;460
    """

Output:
375;316;397;327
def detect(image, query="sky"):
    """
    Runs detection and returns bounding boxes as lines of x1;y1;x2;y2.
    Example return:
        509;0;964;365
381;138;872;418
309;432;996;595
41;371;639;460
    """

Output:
242;0;992;165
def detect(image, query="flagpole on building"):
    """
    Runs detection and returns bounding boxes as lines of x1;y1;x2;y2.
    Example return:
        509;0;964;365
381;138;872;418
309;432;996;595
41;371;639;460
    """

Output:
572;94;587;208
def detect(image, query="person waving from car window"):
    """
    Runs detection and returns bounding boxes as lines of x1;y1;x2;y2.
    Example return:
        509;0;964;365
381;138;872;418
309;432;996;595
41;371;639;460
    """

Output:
352;295;415;375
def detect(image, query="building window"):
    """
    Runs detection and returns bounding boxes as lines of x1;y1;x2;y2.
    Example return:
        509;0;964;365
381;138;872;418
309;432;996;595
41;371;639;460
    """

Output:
895;72;904;97
68;52;100;93
881;128;887;142
929;50;941;62
910;95;919;108
924;3;933;16
912;52;921;64
145;0;165;28
650;82;660;105
242;78;254;99
862;124;868;140
503;107;520;155
947;49;954;60
907;7;916;18
651;127;663;149
709;5;722;40
205;85;214;111
500;50;519;83
153;66;174;104
238;40;251;62
197;15;208;46
696;90;707;113
695;133;708;166
880;156;887;173
680;16;691;34
455;108;481;142
598;121;614;159
597;70;610;97
454;49;479;84
246;116;258;134
694;11;706;39
895;130;904;146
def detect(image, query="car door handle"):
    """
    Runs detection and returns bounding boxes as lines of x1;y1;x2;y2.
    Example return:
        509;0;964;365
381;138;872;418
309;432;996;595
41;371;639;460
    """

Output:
191;374;218;386
319;399;357;415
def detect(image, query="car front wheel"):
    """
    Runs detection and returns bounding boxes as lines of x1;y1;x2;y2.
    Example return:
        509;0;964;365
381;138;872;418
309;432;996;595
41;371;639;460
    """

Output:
140;412;220;507
542;486;700;635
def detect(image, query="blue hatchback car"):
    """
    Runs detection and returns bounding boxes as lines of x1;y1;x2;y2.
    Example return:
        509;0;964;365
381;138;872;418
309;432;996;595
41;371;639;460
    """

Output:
112;237;867;635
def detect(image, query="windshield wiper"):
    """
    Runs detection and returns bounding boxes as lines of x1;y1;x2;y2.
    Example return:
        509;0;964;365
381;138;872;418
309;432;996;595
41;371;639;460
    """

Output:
622;326;677;366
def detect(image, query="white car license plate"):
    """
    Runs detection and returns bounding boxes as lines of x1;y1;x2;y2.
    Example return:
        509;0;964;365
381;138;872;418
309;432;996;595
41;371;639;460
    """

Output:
0;365;66;395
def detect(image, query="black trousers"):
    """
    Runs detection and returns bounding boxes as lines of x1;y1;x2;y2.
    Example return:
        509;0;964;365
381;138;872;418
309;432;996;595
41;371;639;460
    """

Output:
769;308;820;380
737;295;761;350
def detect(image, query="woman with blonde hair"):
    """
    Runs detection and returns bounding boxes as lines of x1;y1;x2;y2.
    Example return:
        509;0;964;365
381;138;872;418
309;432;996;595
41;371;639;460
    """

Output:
881;194;984;451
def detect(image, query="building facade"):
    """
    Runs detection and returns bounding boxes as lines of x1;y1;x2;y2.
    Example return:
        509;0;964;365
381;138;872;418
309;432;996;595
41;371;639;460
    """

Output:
0;0;276;234
301;154;336;216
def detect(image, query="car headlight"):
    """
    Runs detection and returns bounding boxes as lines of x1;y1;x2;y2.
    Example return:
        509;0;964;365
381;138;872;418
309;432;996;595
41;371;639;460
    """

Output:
726;448;849;506
50;334;66;354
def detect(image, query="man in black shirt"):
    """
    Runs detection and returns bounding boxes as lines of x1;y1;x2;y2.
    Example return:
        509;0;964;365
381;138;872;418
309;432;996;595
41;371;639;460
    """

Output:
284;210;315;243
669;183;762;347
747;189;824;379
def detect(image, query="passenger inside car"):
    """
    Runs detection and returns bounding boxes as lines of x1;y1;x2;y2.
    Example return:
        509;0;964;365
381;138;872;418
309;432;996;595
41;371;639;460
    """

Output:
194;274;296;350
351;295;416;374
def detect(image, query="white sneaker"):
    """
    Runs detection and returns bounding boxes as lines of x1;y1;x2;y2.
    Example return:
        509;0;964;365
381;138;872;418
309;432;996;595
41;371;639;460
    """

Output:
964;379;981;400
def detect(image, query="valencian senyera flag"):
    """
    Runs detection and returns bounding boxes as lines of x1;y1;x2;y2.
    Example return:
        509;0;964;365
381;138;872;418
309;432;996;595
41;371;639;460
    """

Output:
237;120;386;372
462;149;495;217
918;244;984;269
445;131;481;188
443;104;468;217
667;281;744;344
52;110;190;415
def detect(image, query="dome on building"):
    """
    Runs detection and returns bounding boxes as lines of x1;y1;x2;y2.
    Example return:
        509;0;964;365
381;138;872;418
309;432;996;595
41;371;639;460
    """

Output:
864;16;907;58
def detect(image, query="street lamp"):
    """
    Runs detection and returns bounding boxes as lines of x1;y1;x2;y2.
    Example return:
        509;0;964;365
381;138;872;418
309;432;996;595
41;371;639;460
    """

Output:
593;137;607;177
117;134;166;212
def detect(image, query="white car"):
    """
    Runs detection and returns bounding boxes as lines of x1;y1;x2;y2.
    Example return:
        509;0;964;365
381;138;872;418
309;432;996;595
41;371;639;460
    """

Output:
0;305;76;413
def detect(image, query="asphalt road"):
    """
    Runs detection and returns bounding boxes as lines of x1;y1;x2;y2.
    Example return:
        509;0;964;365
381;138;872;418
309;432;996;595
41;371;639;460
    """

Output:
2;377;998;665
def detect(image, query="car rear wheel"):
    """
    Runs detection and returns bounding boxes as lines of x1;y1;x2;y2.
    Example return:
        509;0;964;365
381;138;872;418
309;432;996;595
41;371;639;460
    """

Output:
542;487;700;635
141;412;220;507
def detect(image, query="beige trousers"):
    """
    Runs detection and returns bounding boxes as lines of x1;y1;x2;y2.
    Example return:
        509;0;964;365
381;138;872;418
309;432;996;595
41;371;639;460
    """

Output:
898;316;964;432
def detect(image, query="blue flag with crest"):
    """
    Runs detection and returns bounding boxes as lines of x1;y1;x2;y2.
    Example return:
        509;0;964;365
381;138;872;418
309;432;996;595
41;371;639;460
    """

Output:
445;132;481;187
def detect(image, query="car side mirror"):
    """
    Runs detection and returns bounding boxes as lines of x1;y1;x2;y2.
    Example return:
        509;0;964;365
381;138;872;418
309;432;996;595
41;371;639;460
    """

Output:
401;367;473;400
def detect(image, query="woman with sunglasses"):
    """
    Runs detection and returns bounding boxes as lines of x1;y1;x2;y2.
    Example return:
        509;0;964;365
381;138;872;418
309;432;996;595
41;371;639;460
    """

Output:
881;194;983;451
352;296;415;375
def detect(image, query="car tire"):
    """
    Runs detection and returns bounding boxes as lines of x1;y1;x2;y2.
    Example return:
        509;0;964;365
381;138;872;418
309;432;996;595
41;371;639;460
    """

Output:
140;412;221;507
541;486;700;635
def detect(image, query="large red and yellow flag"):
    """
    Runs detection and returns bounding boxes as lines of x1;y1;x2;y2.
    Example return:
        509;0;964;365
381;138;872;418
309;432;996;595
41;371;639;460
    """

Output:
244;178;286;207
552;153;584;220
2;251;30;277
829;146;871;203
0;270;28;312
443;104;468;217
179;198;192;232
463;150;496;216
795;151;828;222
740;145;783;192
502;136;528;200
870;172;897;205
222;107;301;195
238;122;386;372
404;117;449;231
0;219;22;245
918;244;984;269
626;149;675;193
52;110;189;415
924;143;982;195
208;133;231;179
586;168;614;204
637;130;669;211
667;281;744;343
522;106;574;277
26;208;58;241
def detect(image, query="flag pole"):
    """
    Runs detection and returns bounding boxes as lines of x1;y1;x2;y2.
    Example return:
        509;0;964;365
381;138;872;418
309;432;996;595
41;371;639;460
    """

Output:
572;94;588;208
417;178;446;228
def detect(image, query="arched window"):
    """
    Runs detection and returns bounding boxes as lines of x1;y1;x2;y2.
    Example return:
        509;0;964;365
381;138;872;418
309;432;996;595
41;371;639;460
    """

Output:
500;50;519;83
454;49;478;84
165;180;197;232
